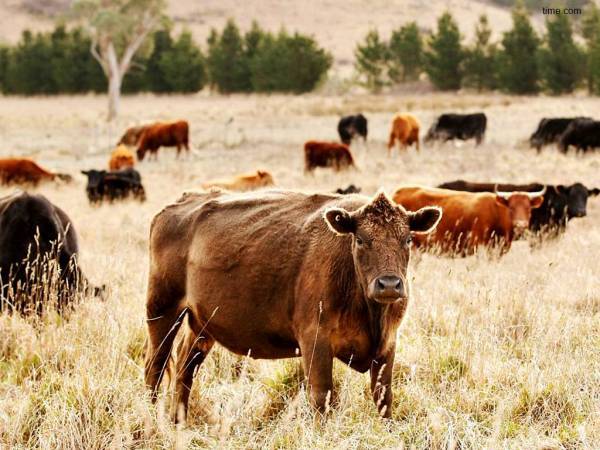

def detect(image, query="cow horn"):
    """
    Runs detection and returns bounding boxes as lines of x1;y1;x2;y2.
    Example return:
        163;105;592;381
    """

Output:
526;186;546;199
493;184;512;199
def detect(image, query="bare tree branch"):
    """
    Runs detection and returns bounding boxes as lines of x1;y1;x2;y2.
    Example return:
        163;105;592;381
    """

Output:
90;35;109;76
119;15;159;74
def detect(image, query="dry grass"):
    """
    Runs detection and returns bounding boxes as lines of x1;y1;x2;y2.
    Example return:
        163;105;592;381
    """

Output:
0;92;599;449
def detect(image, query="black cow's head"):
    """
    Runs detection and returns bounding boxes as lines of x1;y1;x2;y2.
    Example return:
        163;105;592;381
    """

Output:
355;114;368;139
556;183;599;219
81;170;106;202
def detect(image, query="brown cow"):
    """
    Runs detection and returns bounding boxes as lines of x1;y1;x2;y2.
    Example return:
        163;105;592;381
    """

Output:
136;120;189;161
144;190;441;423
201;170;275;191
108;145;135;171
304;141;356;173
387;114;420;154
118;125;147;147
0;158;72;185
393;186;545;255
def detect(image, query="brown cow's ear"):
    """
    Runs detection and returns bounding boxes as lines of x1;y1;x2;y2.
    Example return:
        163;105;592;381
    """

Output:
530;196;544;209
589;188;600;196
495;195;510;207
409;207;441;233
324;208;356;235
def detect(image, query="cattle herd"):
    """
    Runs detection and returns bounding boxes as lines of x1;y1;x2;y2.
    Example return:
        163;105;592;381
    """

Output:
0;110;598;423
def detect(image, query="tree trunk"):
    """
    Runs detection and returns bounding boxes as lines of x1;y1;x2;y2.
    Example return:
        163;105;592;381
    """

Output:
107;74;122;122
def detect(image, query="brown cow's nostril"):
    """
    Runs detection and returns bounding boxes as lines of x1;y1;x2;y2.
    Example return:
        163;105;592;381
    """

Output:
374;276;404;297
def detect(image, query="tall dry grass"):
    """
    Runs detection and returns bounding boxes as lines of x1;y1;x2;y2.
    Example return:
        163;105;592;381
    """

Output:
0;93;599;449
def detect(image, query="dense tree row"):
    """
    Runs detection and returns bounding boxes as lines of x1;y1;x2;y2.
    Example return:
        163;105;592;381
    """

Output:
0;20;331;95
355;4;600;95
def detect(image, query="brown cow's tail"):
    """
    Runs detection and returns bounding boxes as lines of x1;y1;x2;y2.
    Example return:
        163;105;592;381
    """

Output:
303;144;312;174
387;132;396;152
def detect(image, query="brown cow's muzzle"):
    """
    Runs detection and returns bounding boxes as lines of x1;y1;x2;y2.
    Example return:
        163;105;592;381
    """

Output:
513;221;529;238
368;275;407;304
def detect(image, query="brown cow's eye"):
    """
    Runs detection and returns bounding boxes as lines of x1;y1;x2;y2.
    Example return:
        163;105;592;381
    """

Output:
406;235;413;245
356;236;364;246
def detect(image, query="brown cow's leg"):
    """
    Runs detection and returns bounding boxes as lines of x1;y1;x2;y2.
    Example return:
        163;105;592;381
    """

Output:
299;334;333;414
172;322;214;424
370;345;395;418
144;298;187;402
387;132;396;155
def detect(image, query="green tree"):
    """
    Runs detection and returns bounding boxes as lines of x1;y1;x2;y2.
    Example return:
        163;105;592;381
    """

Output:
539;13;582;94
0;46;9;92
497;4;540;94
354;29;388;92
388;22;423;82
424;12;464;90
250;30;331;93
159;31;206;92
464;15;498;91
72;0;167;120
582;4;600;92
206;19;252;93
6;30;56;94
145;29;173;92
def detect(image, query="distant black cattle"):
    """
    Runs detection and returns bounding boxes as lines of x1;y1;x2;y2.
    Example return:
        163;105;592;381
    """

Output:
0;191;98;313
425;113;487;145
334;184;361;195
529;117;591;152
81;168;146;203
438;179;600;236
337;114;368;145
558;118;600;153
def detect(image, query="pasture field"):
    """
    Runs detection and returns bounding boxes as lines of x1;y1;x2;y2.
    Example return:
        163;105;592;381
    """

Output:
0;92;599;449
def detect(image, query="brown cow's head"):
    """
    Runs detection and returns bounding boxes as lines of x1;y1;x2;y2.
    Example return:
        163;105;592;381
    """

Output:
495;187;545;237
324;191;441;304
136;147;146;161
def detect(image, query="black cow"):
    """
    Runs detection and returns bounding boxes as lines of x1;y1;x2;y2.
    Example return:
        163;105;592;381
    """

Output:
81;168;146;203
559;118;600;153
0;191;99;313
529;117;591;152
438;179;600;235
334;184;361;195
424;113;487;145
337;114;368;145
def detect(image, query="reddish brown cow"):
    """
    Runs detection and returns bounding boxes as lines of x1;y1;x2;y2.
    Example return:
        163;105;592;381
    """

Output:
136;120;189;161
393;186;545;255
108;145;135;171
0;158;72;185
387;114;420;153
304;140;356;173
118;125;147;147
144;190;441;423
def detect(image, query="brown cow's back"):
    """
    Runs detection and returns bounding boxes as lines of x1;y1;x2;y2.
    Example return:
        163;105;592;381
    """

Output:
201;170;275;191
304;141;355;172
394;186;506;254
0;158;65;185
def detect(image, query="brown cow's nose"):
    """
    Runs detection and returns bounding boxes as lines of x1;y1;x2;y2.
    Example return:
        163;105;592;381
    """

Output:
373;275;405;301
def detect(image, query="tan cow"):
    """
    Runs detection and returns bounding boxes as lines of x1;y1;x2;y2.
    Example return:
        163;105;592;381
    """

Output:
108;145;135;171
201;170;275;191
387;114;420;154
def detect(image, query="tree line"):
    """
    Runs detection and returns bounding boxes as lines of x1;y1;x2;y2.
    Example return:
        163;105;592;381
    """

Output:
0;20;331;95
355;3;600;95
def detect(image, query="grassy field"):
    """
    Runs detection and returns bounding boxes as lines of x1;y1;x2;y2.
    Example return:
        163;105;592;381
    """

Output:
0;92;599;449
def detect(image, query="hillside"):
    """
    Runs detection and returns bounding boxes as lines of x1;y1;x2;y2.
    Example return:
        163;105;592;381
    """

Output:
0;0;545;69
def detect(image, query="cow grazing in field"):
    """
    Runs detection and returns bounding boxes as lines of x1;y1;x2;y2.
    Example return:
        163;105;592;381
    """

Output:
387;114;420;153
201;170;275;191
335;184;361;195
136;120;189;161
109;145;136;171
393;185;545;255
304;141;356;173
424;113;487;145
118;125;147;147
144;189;441;422
558;118;600;153
438;180;600;236
529;117;591;152
337;114;368;145
0;158;72;185
0;191;99;314
81;168;146;204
